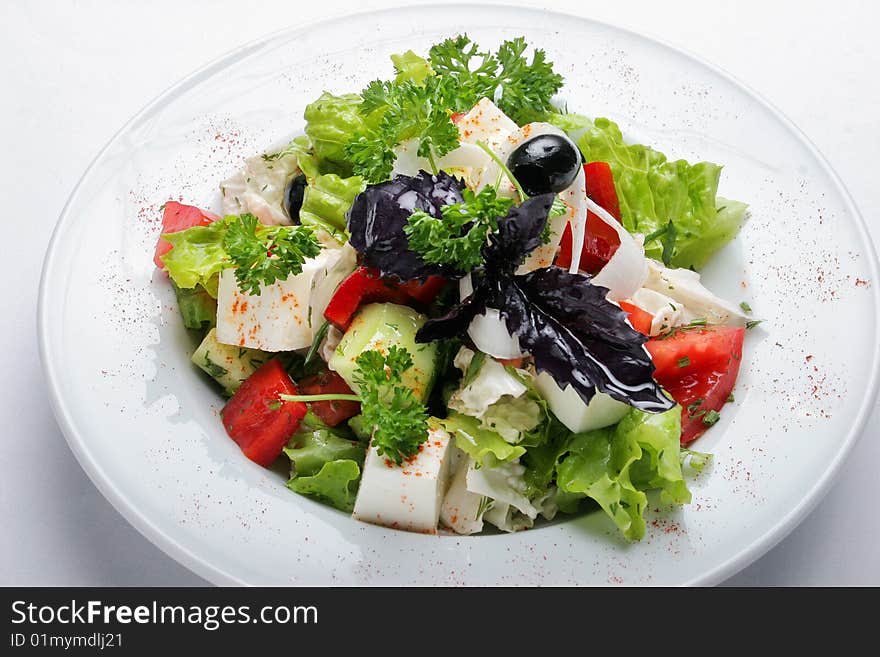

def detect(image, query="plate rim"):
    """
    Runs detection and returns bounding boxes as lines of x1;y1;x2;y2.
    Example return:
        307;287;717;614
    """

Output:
38;3;880;587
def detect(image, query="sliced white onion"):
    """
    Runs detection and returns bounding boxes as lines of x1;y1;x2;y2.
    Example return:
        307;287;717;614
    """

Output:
642;260;749;326
566;167;588;275
391;140;491;179
586;198;648;301
468;310;525;359
458;275;525;359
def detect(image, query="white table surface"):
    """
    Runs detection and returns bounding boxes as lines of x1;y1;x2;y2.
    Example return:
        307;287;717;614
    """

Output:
3;0;877;586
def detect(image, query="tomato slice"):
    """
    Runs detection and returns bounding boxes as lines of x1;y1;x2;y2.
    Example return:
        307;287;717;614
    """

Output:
619;301;653;336
645;326;745;445
555;163;621;274
221;359;307;466
298;370;361;427
153;201;218;268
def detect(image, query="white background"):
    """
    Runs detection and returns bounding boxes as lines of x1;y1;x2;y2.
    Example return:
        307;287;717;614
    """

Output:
2;0;877;586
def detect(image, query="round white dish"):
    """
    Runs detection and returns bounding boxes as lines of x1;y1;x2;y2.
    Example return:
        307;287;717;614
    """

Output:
38;4;880;585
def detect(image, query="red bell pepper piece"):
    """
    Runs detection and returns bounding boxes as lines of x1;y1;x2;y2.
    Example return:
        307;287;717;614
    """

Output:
221;359;307;467
298;370;361;427
619;301;653;336
398;276;448;304
323;267;409;330
555;163;622;275
153;201;219;268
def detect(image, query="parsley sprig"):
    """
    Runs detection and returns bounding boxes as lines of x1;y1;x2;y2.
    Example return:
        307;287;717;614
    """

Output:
346;75;461;183
404;186;514;272
429;35;563;124
280;346;429;465
354;347;429;464
346;35;564;183
223;213;321;295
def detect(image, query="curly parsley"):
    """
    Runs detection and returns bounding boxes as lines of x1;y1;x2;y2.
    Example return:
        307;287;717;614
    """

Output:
222;213;321;295
280;346;429;465
346;75;461;183
345;35;564;183
429;35;563;124
354;347;429;464
404;186;514;272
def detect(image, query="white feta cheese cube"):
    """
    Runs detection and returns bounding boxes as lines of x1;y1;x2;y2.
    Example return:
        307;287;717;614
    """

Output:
456;97;518;151
353;425;453;534
533;371;629;434
215;247;351;351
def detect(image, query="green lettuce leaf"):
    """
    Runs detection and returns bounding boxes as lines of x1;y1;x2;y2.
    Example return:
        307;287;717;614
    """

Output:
287;460;361;512
521;425;570;499
556;426;647;540
440;413;526;462
283;429;366;477
160;219;230;292
554;406;687;541
303;92;366;172
550;114;746;269
391;50;433;84
299;172;365;240
622;406;690;506
284;429;366;512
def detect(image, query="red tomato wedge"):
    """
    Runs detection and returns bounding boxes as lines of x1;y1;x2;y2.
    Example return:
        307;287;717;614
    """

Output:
221;359;307;467
153;201;219;268
298;370;361;427
619;301;653;336
645;326;745;445
555;163;622;274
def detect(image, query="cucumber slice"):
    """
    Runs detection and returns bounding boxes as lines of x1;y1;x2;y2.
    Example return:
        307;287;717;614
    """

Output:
192;328;267;396
329;303;437;402
172;281;216;330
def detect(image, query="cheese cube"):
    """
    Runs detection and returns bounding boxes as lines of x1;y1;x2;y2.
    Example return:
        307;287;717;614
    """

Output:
215;247;353;351
534;371;629;434
353;425;453;534
457;98;518;151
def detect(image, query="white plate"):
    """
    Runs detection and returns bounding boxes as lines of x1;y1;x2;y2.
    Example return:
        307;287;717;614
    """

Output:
38;5;880;585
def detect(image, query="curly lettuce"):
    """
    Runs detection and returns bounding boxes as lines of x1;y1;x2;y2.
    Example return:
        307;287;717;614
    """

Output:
440;413;526;462
550;114;746;269
553;406;686;540
299;173;365;240
283;429;366;512
160;219;230;294
303;92;366;171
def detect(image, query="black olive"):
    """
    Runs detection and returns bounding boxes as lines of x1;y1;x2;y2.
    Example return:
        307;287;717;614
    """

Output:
506;134;581;196
283;173;307;223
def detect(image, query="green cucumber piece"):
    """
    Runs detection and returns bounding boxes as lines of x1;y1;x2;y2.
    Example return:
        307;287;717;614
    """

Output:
329;303;437;402
173;281;216;330
192;328;267;396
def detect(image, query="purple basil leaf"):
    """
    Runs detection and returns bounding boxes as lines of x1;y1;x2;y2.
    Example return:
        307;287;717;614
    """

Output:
416;284;488;343
501;271;674;413
517;267;643;349
347;170;465;281
484;193;555;273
